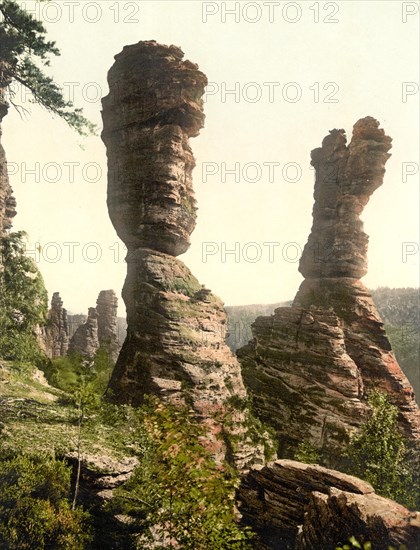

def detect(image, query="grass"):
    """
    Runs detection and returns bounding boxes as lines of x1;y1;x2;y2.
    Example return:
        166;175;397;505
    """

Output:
0;360;135;461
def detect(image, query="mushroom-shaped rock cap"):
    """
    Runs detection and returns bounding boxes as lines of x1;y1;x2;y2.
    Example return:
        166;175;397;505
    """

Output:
101;41;207;256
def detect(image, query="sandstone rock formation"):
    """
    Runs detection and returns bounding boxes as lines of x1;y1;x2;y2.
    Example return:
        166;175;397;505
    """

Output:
44;292;69;359
103;41;204;257
66;452;138;507
297;487;420;550
65;290;119;359
64;452;138;548
238;117;420;461
101;41;266;469
68;306;99;358
96;289;119;361
238;460;420;550
67;313;87;339
0;87;17;270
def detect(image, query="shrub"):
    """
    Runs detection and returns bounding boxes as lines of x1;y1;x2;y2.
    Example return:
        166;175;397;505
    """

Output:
346;390;416;508
44;348;113;396
0;232;48;363
335;536;407;550
0;452;92;549
294;440;321;464
109;397;253;549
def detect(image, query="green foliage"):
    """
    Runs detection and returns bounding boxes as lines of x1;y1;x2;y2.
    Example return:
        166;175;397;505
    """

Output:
0;231;47;363
222;395;276;463
0;0;95;135
110;397;254;549
335;536;407;550
44;348;113;396
335;536;369;549
346;390;416;508
0;451;92;549
294;440;321;464
43;353;81;392
385;323;419;402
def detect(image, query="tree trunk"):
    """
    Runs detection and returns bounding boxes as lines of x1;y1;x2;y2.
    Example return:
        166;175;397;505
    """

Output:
72;405;84;510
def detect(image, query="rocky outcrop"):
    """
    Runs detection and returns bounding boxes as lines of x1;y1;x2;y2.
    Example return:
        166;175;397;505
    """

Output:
66;452;138;504
299;118;392;280
64;290;119;359
0;86;17;270
239;118;420;461
68;307;99;358
96;290;119;361
226;291;420;405
44;292;69;359
297;487;420;550
238;460;420;550
65;453;138;548
67;313;87;339
101;41;267;469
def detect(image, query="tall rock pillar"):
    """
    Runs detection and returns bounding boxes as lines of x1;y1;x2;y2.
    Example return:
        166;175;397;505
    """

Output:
96;289;119;361
44;292;70;359
0;78;17;272
101;41;266;468
238;118;420;462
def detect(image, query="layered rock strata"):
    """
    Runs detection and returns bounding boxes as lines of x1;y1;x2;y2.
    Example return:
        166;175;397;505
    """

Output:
101;41;266;468
68;307;99;358
96;290;119;361
65;453;138;548
238;117;420;460
238;460;420;550
0;86;17;270
44;292;69;359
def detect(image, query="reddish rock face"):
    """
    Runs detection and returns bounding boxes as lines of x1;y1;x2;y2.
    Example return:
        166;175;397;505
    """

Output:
0;93;17;260
237;460;420;550
239;118;420;461
297;488;420;550
299;117;392;280
102;41;267;469
102;41;207;257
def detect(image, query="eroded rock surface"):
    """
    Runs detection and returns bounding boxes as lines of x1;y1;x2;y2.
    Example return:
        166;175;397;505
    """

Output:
96;289;119;361
239;118;420;460
65;453;139;548
299;118;392;279
64;290;119;359
68;306;99;358
238;460;420;550
0;92;16;266
44;292;69;359
297;487;420;550
102;40;206;257
102;41;266;469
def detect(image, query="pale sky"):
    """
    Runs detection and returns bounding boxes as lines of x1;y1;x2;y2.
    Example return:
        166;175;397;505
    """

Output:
3;0;419;316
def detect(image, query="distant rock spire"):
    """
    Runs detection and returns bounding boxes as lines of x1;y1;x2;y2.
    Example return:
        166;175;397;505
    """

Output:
68;307;99;358
67;290;119;359
96;289;119;361
45;292;69;358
